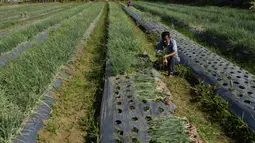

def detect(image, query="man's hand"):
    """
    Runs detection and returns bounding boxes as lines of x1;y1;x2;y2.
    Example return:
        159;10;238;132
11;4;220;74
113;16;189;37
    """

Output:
164;51;176;58
164;57;168;64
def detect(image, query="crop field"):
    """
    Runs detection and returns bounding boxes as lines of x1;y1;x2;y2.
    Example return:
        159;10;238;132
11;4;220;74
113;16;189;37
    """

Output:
133;1;255;74
0;2;104;142
0;3;73;29
0;1;255;143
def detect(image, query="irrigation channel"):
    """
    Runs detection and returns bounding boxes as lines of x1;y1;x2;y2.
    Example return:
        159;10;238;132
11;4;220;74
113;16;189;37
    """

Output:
0;2;255;143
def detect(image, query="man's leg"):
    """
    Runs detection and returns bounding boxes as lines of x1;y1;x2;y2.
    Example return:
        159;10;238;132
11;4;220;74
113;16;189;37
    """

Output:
167;56;175;76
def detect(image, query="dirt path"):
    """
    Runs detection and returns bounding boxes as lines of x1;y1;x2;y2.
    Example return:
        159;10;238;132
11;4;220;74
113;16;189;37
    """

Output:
37;5;107;143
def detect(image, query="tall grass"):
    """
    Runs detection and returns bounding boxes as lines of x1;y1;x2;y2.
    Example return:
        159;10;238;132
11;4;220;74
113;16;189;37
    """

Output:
0;3;61;19
0;3;92;54
134;2;255;60
0;2;104;142
0;4;72;29
107;2;143;73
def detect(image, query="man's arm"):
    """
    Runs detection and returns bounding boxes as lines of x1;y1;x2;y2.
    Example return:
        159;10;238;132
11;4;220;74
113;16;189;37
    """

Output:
164;51;176;58
156;41;163;53
164;40;177;58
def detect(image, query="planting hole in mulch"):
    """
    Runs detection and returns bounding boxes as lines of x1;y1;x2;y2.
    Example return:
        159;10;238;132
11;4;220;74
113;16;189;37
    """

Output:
158;107;164;113
132;117;138;121
132;127;139;133
239;86;245;89
132;138;138;143
145;116;152;121
248;92;253;95
119;131;124;135
118;109;122;113
127;94;132;98
130;106;136;110
244;100;251;104
115;120;122;125
233;81;239;84
128;100;134;103
143;106;150;111
223;83;228;86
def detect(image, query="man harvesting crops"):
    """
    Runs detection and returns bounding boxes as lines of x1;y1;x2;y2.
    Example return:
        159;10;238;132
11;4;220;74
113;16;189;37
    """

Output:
156;31;180;77
127;0;132;7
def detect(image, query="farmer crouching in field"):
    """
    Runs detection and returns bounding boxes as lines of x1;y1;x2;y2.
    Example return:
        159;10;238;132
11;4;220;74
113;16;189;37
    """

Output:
127;0;132;7
156;31;180;77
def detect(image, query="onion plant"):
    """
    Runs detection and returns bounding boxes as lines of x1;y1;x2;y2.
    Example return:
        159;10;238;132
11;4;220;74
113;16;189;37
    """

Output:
0;2;104;142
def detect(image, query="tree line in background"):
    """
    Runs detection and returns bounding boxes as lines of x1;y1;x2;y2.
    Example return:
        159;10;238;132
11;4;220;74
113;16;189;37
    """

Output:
0;0;254;10
0;0;101;4
143;0;254;8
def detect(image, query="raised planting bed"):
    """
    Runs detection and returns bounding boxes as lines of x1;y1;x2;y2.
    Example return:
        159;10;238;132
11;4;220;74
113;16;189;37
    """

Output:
0;5;74;36
122;5;255;133
0;3;56;19
0;24;61;67
0;4;72;30
0;3;104;142
0;3;92;54
100;3;200;143
133;2;255;74
0;3;93;68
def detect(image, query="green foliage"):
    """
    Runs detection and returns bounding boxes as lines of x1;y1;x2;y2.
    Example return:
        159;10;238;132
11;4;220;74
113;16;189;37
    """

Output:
79;112;99;142
249;0;255;11
0;3;70;29
0;3;91;54
133;72;165;101
148;116;190;143
0;3;104;142
193;83;255;142
172;64;255;142
107;2;143;73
